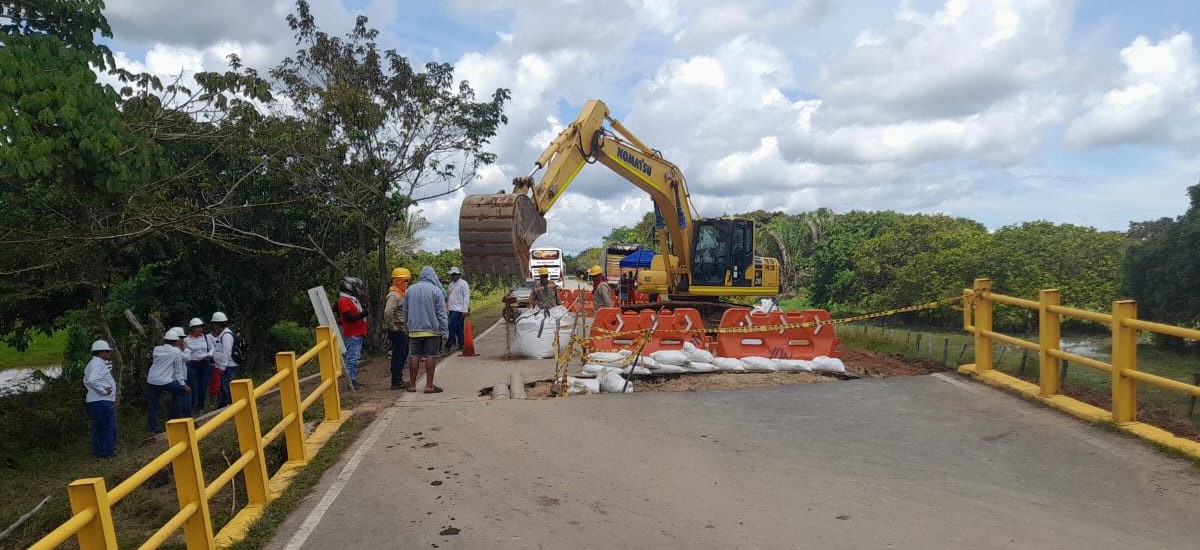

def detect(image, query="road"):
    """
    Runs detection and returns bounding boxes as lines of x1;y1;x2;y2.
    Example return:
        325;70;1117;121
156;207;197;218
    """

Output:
267;320;1200;550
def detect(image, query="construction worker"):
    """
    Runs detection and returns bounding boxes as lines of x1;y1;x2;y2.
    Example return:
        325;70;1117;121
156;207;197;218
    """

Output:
383;267;411;390
589;265;615;308
530;267;560;309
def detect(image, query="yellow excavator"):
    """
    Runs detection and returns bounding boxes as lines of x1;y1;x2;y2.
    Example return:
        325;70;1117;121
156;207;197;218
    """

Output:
459;99;780;303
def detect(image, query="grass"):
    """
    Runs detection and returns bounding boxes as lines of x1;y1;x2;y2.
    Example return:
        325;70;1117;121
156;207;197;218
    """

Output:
0;331;66;370
468;285;510;331
841;323;1200;425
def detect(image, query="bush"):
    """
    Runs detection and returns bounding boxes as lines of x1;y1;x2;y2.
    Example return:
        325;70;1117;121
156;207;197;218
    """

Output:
267;321;314;354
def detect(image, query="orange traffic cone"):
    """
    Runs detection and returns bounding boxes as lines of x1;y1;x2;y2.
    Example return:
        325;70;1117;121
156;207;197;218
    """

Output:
460;317;479;357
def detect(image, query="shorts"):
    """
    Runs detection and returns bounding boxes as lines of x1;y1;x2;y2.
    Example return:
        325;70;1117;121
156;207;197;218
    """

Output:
409;336;443;357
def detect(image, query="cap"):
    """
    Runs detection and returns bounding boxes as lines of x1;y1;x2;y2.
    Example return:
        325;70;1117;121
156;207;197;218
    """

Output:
188;317;204;327
211;311;228;323
91;339;113;352
448;266;461;275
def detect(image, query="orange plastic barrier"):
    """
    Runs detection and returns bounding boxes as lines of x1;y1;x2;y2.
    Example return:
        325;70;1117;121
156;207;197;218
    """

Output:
713;308;841;360
558;288;578;310
588;307;709;354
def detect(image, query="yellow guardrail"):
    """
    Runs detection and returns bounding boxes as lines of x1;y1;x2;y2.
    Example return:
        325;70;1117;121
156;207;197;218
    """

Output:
29;326;348;550
959;278;1200;458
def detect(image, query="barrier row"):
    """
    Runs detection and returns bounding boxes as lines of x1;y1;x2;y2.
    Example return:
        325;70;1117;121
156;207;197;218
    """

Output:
587;307;842;360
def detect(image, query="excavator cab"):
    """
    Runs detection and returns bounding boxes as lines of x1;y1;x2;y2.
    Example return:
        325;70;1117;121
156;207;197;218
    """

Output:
687;218;776;292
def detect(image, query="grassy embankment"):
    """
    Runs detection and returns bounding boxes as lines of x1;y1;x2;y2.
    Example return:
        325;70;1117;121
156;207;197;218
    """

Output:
0;332;66;370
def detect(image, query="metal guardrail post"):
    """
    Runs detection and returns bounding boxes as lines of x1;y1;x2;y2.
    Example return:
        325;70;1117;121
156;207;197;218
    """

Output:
67;478;116;549
230;379;270;505
165;419;215;549
973;278;993;372
1038;289;1061;396
315;326;343;422
276;352;308;462
1112;300;1139;424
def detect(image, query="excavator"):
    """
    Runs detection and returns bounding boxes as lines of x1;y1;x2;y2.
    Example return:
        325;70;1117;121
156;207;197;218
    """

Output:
459;99;780;308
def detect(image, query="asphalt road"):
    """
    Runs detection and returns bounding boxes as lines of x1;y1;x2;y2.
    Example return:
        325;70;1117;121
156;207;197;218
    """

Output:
267;326;1200;550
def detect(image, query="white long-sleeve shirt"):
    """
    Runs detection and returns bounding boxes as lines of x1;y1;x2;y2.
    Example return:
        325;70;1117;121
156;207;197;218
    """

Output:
147;344;188;386
213;328;237;370
83;355;115;403
447;279;470;313
183;333;215;362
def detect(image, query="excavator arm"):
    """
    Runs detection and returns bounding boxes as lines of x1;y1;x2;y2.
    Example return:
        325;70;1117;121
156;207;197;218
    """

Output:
460;99;697;283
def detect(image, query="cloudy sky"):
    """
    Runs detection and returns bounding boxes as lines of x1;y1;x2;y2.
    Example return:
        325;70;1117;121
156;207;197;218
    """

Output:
100;0;1200;254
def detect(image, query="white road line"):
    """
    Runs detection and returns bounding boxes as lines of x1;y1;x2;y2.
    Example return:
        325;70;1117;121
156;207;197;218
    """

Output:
931;372;985;393
282;407;397;550
476;318;502;340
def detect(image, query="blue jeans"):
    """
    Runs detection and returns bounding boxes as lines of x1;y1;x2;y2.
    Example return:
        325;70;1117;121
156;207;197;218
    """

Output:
218;366;237;407
86;400;117;458
446;311;466;350
389;331;409;386
344;335;363;382
146;381;189;433
187;360;213;412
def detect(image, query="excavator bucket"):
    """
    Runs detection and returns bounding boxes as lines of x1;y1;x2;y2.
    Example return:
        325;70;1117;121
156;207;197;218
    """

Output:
459;193;546;282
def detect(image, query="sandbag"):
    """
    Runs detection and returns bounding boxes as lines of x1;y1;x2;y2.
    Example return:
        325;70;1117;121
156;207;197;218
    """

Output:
597;369;633;393
650;350;688;366
684;361;718;373
512;309;574;359
741;356;778;372
682;342;715;364
566;376;600;394
651;364;688;374
581;363;611;376
587;351;626;364
713;357;747;372
636;355;659;369
619;365;652;376
774;359;814;372
812;356;846;373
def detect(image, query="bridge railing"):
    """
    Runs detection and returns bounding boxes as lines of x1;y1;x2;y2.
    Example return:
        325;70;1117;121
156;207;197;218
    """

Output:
30;326;347;550
962;278;1200;425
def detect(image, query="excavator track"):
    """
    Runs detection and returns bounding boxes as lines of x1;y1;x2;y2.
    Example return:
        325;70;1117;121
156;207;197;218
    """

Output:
459;193;546;283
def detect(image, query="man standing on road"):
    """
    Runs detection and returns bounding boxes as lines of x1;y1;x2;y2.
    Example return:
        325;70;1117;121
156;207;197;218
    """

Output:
405;266;449;393
211;312;239;406
530;267;560;310
589;265;615;309
336;277;369;389
384;267;411;390
83;339;117;459
444;266;470;353
147;328;190;433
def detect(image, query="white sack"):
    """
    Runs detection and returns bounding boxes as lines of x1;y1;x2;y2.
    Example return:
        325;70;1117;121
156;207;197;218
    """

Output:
512;310;574;359
636;355;659;369
774;359;814;372
650;350;689;366
811;356;846;373
741;356;779;372
619;365;652;376
682;342;715;364
714;357;747;372
581;363;611;376
548;305;571;320
566;376;600;394
751;299;781;314
597;369;633;393
587;351;626;363
684;361;718;373
650;364;688;374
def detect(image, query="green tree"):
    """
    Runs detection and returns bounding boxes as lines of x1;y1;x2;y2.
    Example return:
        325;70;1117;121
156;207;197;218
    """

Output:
270;0;509;344
1124;183;1200;338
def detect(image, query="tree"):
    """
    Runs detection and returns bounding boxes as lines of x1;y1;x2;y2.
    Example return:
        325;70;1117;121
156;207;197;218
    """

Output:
602;212;657;249
1124;183;1200;338
270;0;509;345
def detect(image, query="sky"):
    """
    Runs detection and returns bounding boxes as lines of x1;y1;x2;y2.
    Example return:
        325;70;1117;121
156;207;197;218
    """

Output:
98;0;1200;255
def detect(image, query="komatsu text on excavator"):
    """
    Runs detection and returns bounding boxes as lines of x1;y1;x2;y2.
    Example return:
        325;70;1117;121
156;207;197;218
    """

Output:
459;99;780;302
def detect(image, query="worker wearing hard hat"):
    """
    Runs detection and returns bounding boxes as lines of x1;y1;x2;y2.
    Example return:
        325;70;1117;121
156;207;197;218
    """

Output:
147;328;191;434
83;339;117;459
383;267;411;390
589;265;615;309
530;267;561;309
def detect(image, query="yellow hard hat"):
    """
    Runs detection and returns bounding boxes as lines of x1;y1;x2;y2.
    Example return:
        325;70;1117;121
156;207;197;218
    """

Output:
537;267;549;276
391;267;411;280
588;265;603;277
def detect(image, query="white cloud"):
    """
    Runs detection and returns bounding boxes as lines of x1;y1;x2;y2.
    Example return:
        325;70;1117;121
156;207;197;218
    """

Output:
1066;32;1200;148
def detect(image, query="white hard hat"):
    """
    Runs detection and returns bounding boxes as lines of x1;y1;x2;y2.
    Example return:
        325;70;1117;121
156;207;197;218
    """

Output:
91;339;113;352
164;329;181;341
448;266;461;275
188;317;204;327
211;311;228;323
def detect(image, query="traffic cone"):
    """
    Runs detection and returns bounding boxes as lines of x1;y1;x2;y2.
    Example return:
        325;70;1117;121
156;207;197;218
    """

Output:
460;317;479;357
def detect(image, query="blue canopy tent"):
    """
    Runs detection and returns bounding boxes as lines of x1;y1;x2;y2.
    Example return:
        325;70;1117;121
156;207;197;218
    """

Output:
619;248;655;269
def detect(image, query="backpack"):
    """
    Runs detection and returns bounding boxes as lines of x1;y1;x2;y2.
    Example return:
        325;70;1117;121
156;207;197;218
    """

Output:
227;329;250;365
